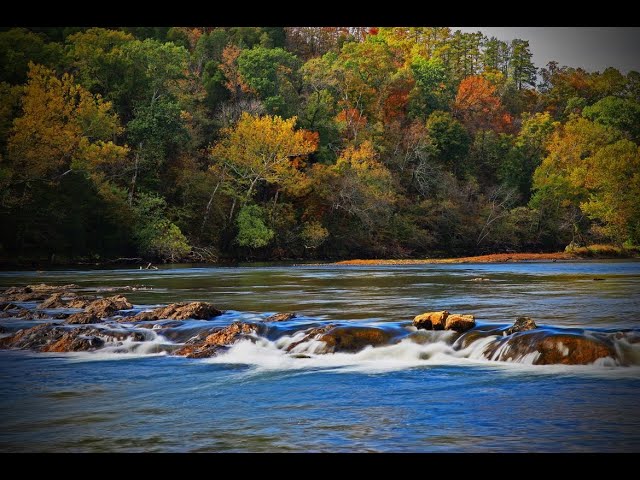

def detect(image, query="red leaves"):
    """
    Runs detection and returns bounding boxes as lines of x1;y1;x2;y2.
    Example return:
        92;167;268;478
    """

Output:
454;75;512;133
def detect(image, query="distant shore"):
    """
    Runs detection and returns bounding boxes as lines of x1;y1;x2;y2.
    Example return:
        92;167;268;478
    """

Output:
331;252;587;265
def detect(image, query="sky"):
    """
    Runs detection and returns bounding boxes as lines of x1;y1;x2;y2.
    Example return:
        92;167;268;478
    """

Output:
454;27;640;73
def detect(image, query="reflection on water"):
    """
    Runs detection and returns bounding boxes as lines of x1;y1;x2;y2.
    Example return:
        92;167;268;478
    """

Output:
0;260;639;451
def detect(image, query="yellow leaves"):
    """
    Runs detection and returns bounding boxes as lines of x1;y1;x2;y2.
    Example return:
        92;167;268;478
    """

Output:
210;112;317;198
7;63;126;181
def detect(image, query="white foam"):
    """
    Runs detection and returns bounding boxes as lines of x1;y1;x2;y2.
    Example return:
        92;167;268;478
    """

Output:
60;330;175;362
201;332;640;377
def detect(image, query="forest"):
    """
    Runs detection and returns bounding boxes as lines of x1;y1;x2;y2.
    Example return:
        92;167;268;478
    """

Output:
0;26;639;264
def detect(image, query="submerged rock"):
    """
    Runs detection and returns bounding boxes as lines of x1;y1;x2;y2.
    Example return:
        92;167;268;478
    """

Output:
285;324;336;352
0;323;147;352
413;311;449;330
444;314;476;333
65;312;101;325
130;302;221;322
481;330;615;365
1;284;81;303
173;322;258;358
318;326;393;353
535;335;615;365
505;316;538;335
85;295;133;318
42;332;105;352
264;312;297;322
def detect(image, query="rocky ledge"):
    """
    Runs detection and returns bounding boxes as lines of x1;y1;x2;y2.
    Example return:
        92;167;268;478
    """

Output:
0;283;632;366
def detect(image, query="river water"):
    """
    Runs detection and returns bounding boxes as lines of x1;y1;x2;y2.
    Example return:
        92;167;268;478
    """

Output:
1;261;639;452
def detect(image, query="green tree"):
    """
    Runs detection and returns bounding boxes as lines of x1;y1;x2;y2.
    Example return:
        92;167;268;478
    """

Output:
235;204;275;248
133;193;191;261
509;39;536;90
237;46;301;117
582;96;640;143
425;110;470;177
0;28;63;84
500;112;557;201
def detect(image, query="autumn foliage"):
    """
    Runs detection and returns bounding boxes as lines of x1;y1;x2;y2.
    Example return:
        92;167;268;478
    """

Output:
454;75;512;133
0;26;638;264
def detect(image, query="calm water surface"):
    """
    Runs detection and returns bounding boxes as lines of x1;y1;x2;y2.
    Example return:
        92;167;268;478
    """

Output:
1;260;639;452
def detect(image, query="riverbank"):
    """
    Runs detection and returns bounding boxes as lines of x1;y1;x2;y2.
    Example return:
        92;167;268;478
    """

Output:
331;249;640;265
2;245;638;270
332;252;573;265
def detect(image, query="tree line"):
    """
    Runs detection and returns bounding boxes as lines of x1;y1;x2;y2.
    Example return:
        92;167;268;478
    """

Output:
1;26;638;263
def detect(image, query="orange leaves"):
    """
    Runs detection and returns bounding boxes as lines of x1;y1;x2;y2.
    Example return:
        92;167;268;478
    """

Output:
219;45;251;97
453;75;512;133
336;108;367;127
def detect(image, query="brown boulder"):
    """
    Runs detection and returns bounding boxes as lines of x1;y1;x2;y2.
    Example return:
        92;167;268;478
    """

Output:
535;335;615;365
482;331;616;365
505;316;538;335
0;324;146;352
130;302;221;322
205;322;258;346
264;312;297;322
42;332;105;352
445;314;476;333
318;326;393;353
38;293;68;309
173;322;258;358
413;311;449;330
0;291;50;302
85;295;133;318
65;313;101;325
285;324;336;352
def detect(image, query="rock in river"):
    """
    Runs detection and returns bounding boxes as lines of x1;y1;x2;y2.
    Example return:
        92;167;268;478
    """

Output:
130;302;221;322
65;312;102;325
173;322;258;358
505;316;538;335
318;326;393;353
413;311;449;330
264;312;297;322
481;330;616;365
444;314;476;333
0;323;147;352
85;295;133;318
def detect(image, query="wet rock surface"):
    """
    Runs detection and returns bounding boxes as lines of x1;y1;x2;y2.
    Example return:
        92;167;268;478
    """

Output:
65;313;102;325
444;314;476;332
413;311;449;330
264;312;297;322
318;326;394;353
481;330;616;365
85;295;133;318
413;311;475;332
130;302;221;322
285;324;335;351
173;322;259;358
505;316;538;335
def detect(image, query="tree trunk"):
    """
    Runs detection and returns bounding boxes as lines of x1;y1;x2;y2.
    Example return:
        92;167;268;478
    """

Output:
200;181;221;233
229;197;237;221
128;142;143;207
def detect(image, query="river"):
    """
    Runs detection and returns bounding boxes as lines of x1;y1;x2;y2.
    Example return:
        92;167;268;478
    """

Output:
1;260;639;452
